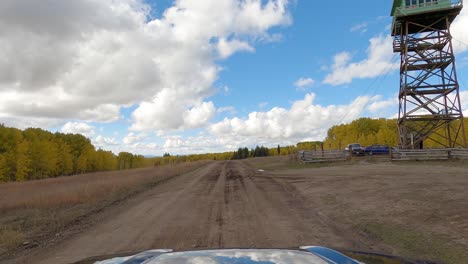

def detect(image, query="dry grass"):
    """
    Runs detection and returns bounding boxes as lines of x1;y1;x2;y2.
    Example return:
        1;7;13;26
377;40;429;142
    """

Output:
0;161;211;254
0;227;24;251
0;162;209;211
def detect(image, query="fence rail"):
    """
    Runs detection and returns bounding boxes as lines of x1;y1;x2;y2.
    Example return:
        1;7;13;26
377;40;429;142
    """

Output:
298;148;468;162
298;150;348;163
391;148;468;161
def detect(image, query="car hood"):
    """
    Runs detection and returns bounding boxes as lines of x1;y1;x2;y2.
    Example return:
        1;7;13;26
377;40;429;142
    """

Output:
91;247;361;264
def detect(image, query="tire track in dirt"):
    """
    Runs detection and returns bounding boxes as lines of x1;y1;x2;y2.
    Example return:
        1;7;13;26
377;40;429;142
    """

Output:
11;160;355;264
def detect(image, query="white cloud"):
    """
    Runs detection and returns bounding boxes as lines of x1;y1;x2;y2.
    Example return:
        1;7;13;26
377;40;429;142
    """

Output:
294;77;315;89
151;93;384;154
452;6;468;54
350;22;368;33
184;102;216;129
106;141;160;156
0;114;62;130
0;0;291;131
208;93;377;145
93;135;119;148
0;0;153;122
217;38;254;59
61;122;95;138
162;135;233;154
323;34;398;86
368;96;398;113
123;132;146;145
130;89;216;132
127;142;159;154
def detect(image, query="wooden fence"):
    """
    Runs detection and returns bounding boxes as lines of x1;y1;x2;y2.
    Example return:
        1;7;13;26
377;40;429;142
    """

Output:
298;150;349;163
391;148;468;161
298;148;468;162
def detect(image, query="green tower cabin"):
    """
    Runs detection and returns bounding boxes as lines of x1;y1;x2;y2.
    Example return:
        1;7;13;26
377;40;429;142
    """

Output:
391;0;466;149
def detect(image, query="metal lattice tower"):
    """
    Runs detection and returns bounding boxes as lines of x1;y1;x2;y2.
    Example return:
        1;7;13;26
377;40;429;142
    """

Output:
391;0;466;149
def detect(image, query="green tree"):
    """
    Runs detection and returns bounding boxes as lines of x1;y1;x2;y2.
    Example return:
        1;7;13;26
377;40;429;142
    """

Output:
0;154;7;182
56;140;74;176
14;140;31;181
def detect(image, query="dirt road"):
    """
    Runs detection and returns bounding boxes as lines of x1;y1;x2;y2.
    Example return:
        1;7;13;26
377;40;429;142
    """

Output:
8;158;468;264
13;160;357;264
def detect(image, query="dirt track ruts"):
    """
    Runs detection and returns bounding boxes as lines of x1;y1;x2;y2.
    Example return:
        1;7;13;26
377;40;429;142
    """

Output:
13;160;358;264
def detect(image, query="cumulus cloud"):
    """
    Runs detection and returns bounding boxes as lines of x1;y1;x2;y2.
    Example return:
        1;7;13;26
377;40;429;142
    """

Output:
294;77;315;89
162;135;235;154
0;115;63;130
154;93;384;154
143;91;399;155
208;93;377;144
0;0;291;131
184;102;217;128
93;135;119;148
368;96;398;113
0;0;154;122
61;122;95;137
323;34;398;86
129;89;216;132
217;38;254;59
123;132;146;145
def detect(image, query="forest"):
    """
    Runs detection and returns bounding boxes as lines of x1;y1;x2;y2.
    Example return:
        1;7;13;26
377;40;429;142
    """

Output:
0;125;147;182
1;117;467;183
322;117;468;150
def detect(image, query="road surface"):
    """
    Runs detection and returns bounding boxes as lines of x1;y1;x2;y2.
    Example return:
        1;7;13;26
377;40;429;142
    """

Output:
15;160;357;264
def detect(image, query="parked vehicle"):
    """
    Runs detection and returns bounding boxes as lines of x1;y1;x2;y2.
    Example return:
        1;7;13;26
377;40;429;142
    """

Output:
345;143;365;155
364;144;393;155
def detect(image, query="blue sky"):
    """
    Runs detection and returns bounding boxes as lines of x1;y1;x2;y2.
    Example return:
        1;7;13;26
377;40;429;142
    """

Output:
0;0;467;155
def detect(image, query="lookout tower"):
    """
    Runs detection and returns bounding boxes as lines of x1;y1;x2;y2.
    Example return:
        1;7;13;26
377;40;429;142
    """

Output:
391;0;466;149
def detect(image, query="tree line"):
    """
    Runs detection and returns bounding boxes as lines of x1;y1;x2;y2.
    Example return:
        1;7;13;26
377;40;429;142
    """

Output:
3;117;466;182
231;146;271;160
0;125;147;182
322;117;468;150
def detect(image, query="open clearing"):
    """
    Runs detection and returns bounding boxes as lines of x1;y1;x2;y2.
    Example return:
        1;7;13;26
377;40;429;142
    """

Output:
1;157;467;264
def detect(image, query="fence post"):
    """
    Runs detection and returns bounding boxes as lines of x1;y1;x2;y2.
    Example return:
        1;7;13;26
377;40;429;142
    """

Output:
448;149;452;160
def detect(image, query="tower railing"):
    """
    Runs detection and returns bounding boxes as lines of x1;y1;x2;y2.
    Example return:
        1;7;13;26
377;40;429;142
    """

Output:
391;0;463;38
393;0;463;17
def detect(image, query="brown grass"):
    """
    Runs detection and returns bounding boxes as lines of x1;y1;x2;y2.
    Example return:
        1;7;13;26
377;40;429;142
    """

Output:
0;162;210;211
0;161;211;254
0;227;24;251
